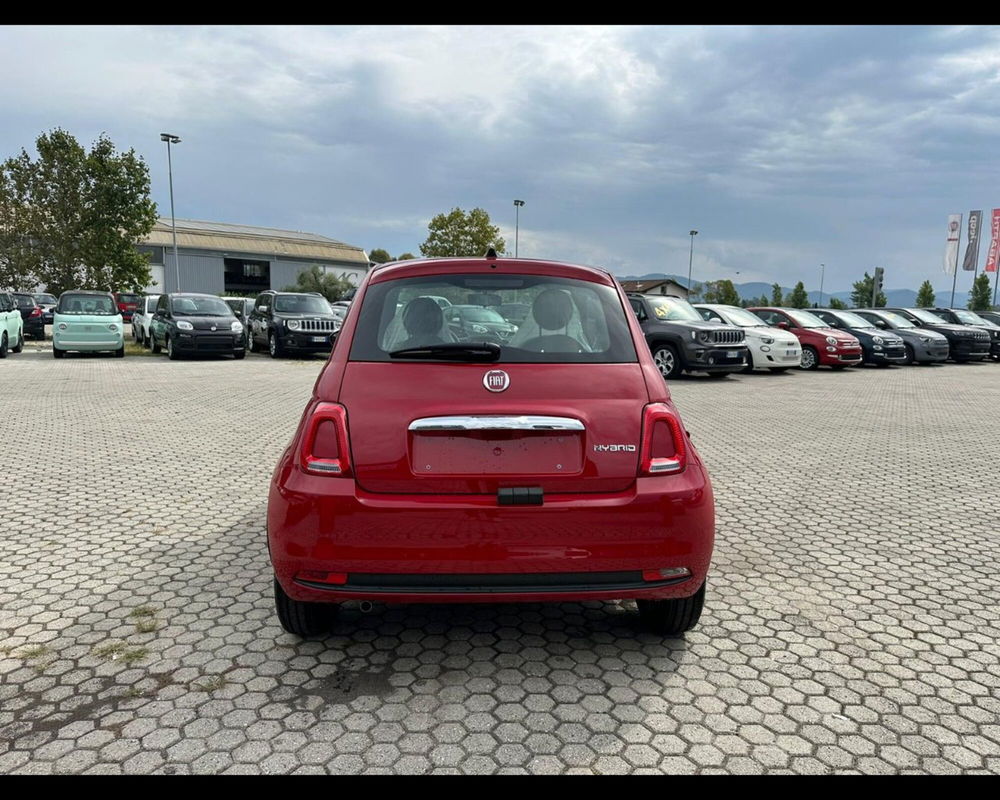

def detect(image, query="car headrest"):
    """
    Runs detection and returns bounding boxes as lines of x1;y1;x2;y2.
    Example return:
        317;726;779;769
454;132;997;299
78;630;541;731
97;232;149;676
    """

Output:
532;289;574;331
402;297;444;336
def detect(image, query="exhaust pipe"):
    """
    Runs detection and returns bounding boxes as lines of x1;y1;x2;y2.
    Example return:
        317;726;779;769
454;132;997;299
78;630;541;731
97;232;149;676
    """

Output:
359;601;374;613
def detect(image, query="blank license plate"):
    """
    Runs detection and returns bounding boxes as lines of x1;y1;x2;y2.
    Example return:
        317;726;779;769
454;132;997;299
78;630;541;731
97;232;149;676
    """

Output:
727;350;740;358
312;336;328;343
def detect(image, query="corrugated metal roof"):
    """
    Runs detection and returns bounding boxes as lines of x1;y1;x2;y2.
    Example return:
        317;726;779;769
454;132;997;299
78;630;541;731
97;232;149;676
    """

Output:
143;218;369;264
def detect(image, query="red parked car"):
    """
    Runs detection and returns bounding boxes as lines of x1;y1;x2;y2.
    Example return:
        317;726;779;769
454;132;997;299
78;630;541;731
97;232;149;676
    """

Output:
267;254;716;637
113;292;142;322
749;307;863;370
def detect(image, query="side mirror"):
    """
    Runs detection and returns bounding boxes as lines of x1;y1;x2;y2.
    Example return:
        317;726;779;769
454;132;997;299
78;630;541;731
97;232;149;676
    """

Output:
776;321;790;330
874;319;887;328
259;305;269;312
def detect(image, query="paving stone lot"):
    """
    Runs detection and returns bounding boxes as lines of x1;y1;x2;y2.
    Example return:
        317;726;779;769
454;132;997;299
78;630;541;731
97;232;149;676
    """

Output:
1;350;999;774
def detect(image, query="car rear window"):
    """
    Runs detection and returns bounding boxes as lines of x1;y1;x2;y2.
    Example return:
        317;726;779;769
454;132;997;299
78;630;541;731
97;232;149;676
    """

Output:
14;295;36;308
349;273;637;363
118;294;140;304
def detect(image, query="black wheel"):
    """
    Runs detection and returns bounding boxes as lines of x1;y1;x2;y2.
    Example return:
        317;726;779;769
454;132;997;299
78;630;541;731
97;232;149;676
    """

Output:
274;578;335;637
269;331;283;359
902;344;915;365
233;348;245;360
651;343;681;379
11;332;22;353
799;346;819;370
151;331;162;354
246;327;256;353
637;581;706;636
115;346;125;358
742;351;754;374
133;326;141;343
52;346;64;359
166;335;180;360
0;332;7;359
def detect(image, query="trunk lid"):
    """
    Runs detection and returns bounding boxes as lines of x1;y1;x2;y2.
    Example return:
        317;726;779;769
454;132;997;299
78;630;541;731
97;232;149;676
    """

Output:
340;362;648;494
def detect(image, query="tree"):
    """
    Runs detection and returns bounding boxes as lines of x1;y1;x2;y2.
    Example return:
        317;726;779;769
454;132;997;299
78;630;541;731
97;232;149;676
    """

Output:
969;273;992;311
829;297;847;309
0;128;157;295
702;279;741;306
759;294;769;306
787;281;809;308
770;283;783;306
283;265;354;303
397;252;415;260
850;272;886;307
915;280;935;307
368;248;392;264
420;207;505;257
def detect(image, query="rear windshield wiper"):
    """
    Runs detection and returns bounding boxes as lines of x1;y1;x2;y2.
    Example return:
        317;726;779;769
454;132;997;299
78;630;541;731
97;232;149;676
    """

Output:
389;342;501;362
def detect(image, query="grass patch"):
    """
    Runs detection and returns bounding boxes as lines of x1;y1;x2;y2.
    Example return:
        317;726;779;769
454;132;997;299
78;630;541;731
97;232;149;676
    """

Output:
193;675;227;692
18;644;56;673
124;341;155;357
129;606;159;634
93;641;148;664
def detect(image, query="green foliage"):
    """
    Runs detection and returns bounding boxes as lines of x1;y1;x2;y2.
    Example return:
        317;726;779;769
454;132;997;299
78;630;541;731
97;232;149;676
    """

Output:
282;264;354;303
758;294;769;306
968;272;992;311
915;280;936;308
787;281;809;308
850;272;887;307
701;279;741;306
419;207;505;257
770;283;783;306
686;281;703;302
368;248;392;264
397;252;415;261
828;297;847;309
0;128;157;295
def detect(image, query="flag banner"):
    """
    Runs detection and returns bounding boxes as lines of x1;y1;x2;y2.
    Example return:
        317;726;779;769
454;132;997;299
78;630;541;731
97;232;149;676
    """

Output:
944;213;962;275
985;209;1000;273
962;210;983;271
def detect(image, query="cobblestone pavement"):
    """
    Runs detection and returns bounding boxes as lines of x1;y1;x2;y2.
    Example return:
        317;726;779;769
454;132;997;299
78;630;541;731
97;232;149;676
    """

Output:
2;351;999;774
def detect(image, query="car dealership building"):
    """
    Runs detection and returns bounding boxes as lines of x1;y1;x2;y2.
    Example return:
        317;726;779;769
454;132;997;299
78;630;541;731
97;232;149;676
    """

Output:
137;218;370;295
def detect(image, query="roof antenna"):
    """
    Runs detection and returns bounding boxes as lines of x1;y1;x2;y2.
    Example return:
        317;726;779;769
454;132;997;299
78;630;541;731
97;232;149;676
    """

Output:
484;247;498;259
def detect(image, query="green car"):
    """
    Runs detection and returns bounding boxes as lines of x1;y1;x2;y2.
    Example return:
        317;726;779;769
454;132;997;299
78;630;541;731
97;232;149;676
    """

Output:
53;290;125;358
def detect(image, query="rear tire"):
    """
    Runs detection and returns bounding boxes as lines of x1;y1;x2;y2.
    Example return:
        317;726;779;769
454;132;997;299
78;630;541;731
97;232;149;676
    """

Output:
274;578;335;637
637;581;706;636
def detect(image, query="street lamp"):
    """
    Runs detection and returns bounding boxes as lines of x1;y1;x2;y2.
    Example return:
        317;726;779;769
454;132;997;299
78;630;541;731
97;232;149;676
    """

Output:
687;230;698;298
819;263;825;307
513;200;525;257
160;133;181;291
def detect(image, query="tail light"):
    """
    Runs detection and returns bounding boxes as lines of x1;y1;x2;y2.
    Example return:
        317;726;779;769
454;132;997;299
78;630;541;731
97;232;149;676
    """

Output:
638;403;687;475
299;402;351;477
29;307;42;318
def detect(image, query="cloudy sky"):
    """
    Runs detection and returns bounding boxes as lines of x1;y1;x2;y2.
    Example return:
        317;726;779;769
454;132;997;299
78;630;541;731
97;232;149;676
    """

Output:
3;25;1000;294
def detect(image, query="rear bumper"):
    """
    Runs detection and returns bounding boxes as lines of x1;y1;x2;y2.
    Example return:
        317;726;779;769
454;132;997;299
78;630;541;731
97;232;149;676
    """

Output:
268;459;715;604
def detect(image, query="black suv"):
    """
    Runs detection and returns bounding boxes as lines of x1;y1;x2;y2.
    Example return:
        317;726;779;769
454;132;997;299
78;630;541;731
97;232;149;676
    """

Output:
882;307;990;362
627;293;747;378
149;293;246;360
928;307;1000;361
810;308;907;366
246;291;340;358
12;292;45;340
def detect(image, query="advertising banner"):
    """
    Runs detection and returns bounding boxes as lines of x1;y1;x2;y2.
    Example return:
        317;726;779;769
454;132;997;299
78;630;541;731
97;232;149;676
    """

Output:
944;214;962;275
961;210;983;271
985;209;1000;273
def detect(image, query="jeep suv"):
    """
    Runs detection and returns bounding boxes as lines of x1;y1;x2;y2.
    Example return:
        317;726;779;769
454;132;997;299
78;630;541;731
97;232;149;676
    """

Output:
267;256;715;638
928;307;1000;361
882;307;990;362
627;293;747;379
247;291;340;358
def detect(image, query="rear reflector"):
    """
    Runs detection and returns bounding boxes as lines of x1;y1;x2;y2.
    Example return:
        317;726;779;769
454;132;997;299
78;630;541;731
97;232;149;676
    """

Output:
642;567;691;582
299;402;351;477
297;571;347;585
639;403;687;476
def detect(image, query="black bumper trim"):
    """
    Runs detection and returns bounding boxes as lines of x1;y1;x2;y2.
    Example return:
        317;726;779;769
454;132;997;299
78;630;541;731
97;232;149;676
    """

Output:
295;571;692;594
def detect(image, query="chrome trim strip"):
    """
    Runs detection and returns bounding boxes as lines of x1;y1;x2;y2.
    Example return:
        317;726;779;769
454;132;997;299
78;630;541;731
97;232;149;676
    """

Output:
409;415;585;432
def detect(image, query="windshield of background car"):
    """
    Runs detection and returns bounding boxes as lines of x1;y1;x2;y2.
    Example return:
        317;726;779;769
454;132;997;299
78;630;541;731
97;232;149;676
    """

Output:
645;296;703;322
56;294;116;315
350;273;637;363
786;309;828;328
274;295;332;314
460;307;507;324
877;311;915;328
909;308;947;324
118;294;140;304
34;294;57;304
171;297;234;317
953;310;989;325
717;307;769;327
832;311;874;328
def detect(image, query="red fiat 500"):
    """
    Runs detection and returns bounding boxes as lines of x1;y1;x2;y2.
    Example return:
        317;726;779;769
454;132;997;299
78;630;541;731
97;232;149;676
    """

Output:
749;307;863;370
268;255;715;637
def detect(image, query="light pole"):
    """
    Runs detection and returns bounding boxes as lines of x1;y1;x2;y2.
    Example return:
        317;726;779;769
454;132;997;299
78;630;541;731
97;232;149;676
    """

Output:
160;133;181;291
687;230;698;298
513;199;525;257
819;263;825;307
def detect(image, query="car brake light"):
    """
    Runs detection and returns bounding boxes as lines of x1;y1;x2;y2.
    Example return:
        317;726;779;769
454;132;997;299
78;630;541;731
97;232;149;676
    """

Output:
29;308;41;317
299;402;351;477
638;403;687;476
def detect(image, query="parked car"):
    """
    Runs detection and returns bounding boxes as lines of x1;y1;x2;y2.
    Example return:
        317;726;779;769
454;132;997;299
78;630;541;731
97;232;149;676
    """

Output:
246;291;340;358
113;292;142;322
852;308;950;365
444;304;518;344
882;307;990;362
749;307;863;370
810;308;907;366
33;292;58;325
497;302;531;326
0;291;25;358
149;293;245;360
268;256;715;637
52;291;124;358
222;296;256;347
132;295;160;346
12;292;45;340
977;311;1000;327
927;307;1000;361
627;293;747;379
694;303;801;372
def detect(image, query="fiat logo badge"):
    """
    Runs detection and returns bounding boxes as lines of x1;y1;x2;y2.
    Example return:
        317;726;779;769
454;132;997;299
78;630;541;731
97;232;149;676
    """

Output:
483;370;510;392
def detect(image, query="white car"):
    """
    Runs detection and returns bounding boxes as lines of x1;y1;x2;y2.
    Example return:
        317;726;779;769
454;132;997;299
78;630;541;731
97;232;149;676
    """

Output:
132;294;160;347
0;291;25;358
694;303;802;371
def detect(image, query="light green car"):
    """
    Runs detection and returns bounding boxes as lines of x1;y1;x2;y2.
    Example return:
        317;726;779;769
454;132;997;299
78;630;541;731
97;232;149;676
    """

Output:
52;291;125;358
0;291;25;358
